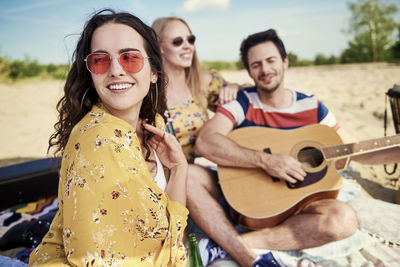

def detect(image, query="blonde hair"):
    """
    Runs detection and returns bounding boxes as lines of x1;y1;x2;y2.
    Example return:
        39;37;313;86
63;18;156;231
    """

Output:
152;17;207;111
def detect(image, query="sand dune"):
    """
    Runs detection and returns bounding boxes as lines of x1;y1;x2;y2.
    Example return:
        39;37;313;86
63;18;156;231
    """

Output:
0;63;399;202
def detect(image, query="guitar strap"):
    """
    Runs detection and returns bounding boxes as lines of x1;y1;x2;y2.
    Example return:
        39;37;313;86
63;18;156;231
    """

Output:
384;84;400;175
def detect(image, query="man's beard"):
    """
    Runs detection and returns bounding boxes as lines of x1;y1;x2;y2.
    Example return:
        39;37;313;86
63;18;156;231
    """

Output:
256;73;280;94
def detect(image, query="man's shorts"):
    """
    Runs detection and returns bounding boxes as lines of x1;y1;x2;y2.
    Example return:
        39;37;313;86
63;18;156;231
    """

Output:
186;168;250;237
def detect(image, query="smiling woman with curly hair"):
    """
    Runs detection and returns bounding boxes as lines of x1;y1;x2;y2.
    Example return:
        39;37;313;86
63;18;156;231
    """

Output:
29;9;188;267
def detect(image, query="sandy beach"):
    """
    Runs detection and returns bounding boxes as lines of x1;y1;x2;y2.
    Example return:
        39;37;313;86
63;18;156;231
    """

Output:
1;63;399;202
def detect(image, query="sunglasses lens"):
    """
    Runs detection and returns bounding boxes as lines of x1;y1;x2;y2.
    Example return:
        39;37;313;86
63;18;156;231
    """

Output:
120;52;144;73
86;54;110;74
188;35;196;45
172;37;184;46
86;52;144;74
171;35;196;46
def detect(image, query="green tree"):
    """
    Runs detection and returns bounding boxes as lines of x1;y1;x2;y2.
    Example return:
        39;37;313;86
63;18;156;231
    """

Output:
346;0;399;62
341;38;371;63
8;60;25;79
286;52;314;67
314;53;329;65
328;55;339;64
288;52;298;67
314;54;340;65
46;64;57;73
235;60;244;70
391;26;400;62
201;60;244;71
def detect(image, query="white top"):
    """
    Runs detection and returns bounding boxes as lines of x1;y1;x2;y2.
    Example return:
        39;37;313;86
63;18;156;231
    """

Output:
153;150;167;191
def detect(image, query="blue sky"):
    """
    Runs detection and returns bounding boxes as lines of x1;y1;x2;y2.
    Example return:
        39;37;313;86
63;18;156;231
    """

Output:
0;0;398;64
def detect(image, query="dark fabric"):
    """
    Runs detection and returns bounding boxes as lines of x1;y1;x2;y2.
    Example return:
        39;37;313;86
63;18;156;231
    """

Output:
386;84;400;98
0;210;57;250
253;252;287;267
16;248;33;264
3;213;22;227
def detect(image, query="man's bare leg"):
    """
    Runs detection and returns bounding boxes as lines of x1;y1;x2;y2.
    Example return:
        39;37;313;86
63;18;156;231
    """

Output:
187;164;257;267
241;199;358;250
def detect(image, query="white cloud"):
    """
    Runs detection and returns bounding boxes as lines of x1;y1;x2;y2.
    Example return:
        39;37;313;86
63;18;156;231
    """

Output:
179;0;230;12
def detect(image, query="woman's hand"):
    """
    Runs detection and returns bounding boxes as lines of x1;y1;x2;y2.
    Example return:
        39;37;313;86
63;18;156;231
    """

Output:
143;123;187;170
143;122;188;206
217;83;241;105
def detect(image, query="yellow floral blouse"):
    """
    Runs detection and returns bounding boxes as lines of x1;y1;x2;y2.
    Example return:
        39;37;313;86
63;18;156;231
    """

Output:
29;104;189;267
167;71;226;162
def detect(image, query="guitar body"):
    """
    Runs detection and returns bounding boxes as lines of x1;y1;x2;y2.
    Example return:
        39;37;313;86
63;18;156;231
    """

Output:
218;124;343;229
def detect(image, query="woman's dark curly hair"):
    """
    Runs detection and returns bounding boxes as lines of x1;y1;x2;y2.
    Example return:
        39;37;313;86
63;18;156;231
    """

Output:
48;9;167;161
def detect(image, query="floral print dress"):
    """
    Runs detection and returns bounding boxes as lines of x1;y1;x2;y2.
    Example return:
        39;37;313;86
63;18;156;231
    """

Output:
167;71;227;162
29;104;188;267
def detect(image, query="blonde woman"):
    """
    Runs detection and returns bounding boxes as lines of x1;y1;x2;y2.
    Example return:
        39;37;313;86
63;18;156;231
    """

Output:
152;17;240;266
152;17;240;163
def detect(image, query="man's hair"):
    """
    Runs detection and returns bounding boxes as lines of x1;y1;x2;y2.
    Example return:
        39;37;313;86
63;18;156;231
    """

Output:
240;29;287;71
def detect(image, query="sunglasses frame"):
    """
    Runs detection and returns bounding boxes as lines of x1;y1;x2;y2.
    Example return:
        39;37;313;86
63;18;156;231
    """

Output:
84;51;149;75
171;34;196;47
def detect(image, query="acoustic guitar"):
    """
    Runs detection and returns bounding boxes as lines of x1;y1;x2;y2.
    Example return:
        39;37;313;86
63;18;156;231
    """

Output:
217;124;400;229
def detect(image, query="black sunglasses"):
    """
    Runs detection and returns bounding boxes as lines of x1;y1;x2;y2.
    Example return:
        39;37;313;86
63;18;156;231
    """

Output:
171;34;196;47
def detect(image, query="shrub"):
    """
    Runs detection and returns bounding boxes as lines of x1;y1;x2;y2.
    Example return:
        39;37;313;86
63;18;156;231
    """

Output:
201;60;244;71
0;57;70;82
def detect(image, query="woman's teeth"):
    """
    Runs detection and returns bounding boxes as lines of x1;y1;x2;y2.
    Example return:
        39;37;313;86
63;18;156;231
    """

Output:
109;83;131;90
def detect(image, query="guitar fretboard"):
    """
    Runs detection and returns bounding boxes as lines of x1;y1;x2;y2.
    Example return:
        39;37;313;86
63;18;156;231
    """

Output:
322;134;400;160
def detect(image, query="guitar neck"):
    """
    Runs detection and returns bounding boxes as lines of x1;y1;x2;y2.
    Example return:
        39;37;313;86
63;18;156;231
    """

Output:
322;134;400;160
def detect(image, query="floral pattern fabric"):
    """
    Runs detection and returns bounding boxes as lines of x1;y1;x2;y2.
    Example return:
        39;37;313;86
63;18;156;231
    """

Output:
167;70;226;162
29;104;189;267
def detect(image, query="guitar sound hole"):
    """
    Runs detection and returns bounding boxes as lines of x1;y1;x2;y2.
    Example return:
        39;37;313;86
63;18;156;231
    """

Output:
297;147;323;168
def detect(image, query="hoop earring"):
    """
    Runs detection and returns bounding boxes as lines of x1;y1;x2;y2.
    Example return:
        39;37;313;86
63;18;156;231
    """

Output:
80;88;89;108
151;83;158;110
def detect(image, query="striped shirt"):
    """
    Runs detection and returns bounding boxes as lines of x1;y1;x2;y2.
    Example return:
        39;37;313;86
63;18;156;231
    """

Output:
217;86;339;130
